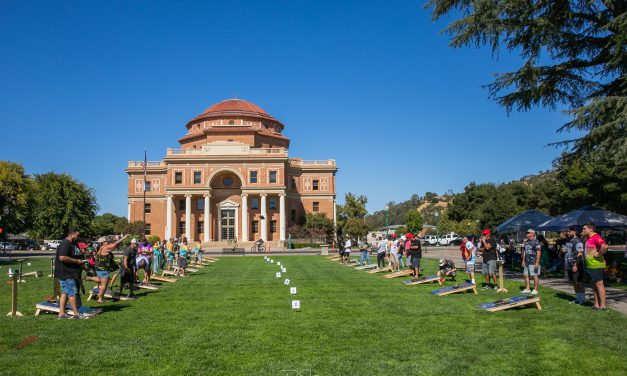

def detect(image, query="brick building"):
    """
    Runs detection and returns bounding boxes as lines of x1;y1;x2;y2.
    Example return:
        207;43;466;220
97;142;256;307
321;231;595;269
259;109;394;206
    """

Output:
126;99;337;247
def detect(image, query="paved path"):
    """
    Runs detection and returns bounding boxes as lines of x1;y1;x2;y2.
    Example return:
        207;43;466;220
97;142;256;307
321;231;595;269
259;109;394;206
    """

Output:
422;246;627;315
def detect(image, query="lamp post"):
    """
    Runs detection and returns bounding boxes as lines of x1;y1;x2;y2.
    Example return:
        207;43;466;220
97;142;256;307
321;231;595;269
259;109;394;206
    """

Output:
384;205;390;237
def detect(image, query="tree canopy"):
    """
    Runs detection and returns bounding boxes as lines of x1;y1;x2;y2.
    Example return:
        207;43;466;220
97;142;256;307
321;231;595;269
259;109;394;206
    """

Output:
0;161;33;236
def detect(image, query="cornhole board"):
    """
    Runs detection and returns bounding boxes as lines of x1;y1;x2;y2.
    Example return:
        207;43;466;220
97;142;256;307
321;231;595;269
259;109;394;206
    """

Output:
151;275;176;283
477;295;541;312
191;263;205;268
343;259;359;266
384;269;414;279
35;301;102;317
87;287;137;301
431;283;477;296
136;283;161;290
162;270;179;277
355;264;377;270
327;256;341;260
403;275;442;286
367;266;393;274
22;271;44;278
185;267;199;273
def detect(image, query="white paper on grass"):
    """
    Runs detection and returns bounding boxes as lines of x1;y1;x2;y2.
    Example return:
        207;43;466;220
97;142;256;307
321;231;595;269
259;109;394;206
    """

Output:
284;278;290;285
276;272;281;278
290;287;297;294
292;300;301;310
271;260;274;263
277;262;281;266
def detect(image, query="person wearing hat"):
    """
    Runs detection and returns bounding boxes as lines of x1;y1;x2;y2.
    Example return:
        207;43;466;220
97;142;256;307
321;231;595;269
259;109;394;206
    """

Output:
480;229;498;290
563;226;585;304
92;235;128;303
438;258;457;281
521;229;542;295
119;238;138;298
408;230;425;278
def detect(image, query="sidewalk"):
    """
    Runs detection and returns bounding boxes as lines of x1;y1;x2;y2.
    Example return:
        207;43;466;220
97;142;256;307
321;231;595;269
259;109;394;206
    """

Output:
422;246;627;315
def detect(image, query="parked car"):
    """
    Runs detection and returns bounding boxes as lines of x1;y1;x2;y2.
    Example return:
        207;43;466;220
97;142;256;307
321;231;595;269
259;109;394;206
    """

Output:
451;235;479;247
422;235;440;246
45;240;63;250
438;233;461;246
23;240;46;250
0;242;18;250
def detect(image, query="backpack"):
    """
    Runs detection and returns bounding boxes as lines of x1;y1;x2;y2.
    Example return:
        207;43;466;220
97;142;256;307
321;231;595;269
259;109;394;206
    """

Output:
461;245;470;261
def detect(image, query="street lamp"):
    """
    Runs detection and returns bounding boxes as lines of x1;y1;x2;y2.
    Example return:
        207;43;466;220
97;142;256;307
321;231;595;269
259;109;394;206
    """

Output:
384;205;390;237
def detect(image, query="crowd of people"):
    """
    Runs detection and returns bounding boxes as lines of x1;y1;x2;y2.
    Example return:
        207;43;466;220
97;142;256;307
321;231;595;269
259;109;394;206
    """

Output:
338;222;615;311
54;231;206;319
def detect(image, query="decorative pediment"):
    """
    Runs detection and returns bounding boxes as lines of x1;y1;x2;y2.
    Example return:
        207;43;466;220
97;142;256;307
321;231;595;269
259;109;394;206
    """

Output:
218;199;240;208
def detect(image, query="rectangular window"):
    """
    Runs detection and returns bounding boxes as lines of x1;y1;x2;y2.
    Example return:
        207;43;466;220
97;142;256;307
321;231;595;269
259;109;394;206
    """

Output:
196;198;204;211
291;209;296;222
144;181;151;192
178;221;186;236
144;203;151;213
313;202;319;212
179;199;185;211
250;171;258;183
175;172;182;184
197;220;204;235
251;198;259;210
269;170;277;184
313;180;319;191
252;220;259;233
144;223;151;235
194;171;202;184
269;198;276;210
270;220;277;233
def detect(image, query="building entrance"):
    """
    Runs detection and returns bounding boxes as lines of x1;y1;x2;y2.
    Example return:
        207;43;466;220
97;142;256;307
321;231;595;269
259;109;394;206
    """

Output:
220;209;236;241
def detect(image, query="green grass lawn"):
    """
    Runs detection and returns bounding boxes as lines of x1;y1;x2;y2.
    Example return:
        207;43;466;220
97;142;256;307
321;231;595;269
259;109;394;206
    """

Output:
0;256;626;376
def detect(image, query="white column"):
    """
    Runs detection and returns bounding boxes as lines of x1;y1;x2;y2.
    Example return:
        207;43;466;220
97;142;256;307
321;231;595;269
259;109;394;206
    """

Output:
127;202;132;223
166;195;173;240
333;196;337;230
203;193;210;242
185;194;192;239
260;193;267;241
279;193;286;241
241;193;249;241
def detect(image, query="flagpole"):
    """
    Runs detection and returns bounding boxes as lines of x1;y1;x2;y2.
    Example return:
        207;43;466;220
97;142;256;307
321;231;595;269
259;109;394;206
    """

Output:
143;148;147;235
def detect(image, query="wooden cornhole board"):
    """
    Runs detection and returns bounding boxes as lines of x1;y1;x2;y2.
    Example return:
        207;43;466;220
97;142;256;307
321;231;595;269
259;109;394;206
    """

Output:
477;295;541;312
22;271;44;278
151;275;176;283
327;255;341;260
403;275;442;286
343;259;359;266
87;287;137;301
355;264;377;270
136;283;161;290
431;282;477;296
384;269;414;279
185;267;199;273
162;270;180;277
35;301;102;317
190;263;205;268
368;266;393;274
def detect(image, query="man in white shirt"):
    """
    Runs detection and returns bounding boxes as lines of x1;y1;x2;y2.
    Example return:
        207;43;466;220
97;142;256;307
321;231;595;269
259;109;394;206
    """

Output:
376;237;388;268
463;236;476;285
343;237;352;264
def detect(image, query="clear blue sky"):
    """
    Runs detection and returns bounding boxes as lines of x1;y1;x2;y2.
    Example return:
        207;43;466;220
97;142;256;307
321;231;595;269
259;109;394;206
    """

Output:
0;0;573;217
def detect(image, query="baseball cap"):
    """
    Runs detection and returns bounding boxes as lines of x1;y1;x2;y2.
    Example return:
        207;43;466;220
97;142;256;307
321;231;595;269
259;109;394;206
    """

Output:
130;238;138;244
439;258;445;266
405;233;414;239
482;229;491;235
391;234;396;238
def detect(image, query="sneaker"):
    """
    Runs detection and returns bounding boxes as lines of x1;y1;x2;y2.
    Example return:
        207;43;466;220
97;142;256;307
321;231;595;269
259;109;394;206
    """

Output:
521;289;531;293
57;313;70;320
481;286;490;290
494;285;498;290
72;313;86;320
569;300;582;305
530;290;538;295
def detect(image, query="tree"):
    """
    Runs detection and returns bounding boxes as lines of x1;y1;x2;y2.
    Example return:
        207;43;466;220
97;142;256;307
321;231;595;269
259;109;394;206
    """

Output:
342;218;370;240
426;1;626;165
405;210;424;234
337;192;368;237
30;173;98;239
0;161;33;236
92;213;127;237
304;212;335;239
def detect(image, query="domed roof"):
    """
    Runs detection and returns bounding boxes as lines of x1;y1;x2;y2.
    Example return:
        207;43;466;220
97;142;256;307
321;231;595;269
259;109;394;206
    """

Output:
189;99;283;127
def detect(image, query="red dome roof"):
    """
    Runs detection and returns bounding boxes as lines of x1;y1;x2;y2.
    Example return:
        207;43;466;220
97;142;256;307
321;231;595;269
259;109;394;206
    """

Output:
189;99;283;127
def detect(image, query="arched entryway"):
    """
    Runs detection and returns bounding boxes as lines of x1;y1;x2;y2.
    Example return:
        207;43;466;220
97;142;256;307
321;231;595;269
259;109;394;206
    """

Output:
209;170;243;242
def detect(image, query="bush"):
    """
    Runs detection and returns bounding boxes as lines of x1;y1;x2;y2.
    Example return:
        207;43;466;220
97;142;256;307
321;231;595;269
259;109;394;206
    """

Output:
289;243;322;249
